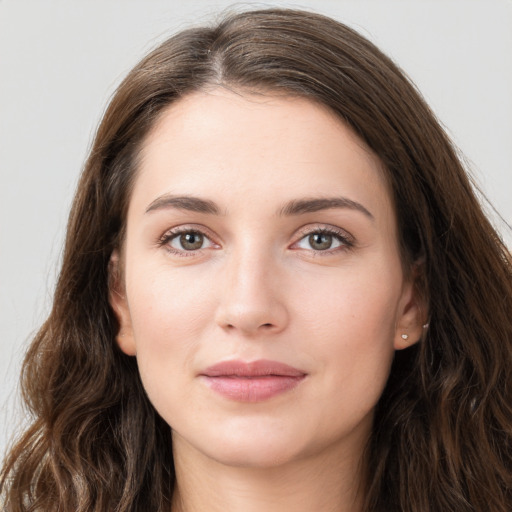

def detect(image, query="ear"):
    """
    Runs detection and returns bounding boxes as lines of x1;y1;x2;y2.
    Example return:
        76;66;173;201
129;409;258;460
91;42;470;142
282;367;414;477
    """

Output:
394;263;428;351
109;250;137;356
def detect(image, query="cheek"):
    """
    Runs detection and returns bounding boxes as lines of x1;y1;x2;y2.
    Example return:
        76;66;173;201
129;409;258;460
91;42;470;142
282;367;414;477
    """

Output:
123;263;215;401
127;259;214;339
295;261;400;343
293;267;400;404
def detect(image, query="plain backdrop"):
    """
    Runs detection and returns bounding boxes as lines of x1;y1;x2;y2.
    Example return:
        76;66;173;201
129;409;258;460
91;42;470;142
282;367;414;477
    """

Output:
1;0;511;457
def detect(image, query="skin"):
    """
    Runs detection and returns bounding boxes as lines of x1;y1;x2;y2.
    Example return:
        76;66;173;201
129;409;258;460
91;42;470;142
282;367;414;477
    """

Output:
110;89;424;512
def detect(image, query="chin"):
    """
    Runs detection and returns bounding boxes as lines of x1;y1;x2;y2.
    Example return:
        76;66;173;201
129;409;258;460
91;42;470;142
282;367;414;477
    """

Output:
205;437;304;469
172;415;315;469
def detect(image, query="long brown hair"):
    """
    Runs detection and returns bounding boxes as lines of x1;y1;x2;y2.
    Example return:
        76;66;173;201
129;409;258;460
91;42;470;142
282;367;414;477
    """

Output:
2;8;511;512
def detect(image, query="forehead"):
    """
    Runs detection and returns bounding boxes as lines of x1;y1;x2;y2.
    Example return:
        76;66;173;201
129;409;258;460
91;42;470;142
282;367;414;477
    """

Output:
131;88;394;223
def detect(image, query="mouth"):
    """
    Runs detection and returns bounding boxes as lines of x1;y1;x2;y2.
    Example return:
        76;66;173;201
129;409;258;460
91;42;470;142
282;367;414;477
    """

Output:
200;359;307;402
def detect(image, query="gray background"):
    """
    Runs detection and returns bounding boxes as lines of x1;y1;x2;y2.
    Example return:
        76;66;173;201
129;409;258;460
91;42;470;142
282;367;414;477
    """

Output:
1;0;511;457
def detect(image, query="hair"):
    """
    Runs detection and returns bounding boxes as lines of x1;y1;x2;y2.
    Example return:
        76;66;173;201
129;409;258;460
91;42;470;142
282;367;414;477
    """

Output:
1;7;511;512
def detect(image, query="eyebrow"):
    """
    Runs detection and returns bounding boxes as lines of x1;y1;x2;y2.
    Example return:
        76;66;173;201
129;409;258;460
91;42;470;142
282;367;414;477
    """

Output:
145;194;373;220
145;195;220;215
278;197;374;220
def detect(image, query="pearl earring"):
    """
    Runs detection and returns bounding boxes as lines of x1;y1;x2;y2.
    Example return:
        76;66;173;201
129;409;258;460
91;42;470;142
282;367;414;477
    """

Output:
401;334;409;340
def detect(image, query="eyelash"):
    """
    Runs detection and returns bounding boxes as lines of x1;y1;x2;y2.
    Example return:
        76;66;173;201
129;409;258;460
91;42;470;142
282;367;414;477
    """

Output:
157;226;218;257
294;226;354;254
157;225;354;258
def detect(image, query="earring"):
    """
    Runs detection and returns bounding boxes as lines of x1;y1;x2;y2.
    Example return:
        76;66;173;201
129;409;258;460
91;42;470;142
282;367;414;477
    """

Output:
401;334;409;340
422;323;429;329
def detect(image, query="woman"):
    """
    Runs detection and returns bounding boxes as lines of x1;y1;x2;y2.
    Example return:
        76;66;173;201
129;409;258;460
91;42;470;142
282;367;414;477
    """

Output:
1;8;511;512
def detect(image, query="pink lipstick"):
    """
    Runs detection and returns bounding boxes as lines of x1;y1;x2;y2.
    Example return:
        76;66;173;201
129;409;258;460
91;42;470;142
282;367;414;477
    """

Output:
200;359;306;402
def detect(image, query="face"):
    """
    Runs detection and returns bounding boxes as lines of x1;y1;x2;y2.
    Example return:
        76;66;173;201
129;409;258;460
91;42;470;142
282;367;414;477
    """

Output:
111;89;423;469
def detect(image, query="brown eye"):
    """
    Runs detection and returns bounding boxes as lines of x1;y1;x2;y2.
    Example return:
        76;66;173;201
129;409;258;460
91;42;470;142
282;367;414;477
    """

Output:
294;229;351;253
178;232;204;250
308;233;333;250
167;231;211;252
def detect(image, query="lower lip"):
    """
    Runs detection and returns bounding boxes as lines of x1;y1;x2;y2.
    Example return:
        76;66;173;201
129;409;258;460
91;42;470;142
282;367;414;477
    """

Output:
202;375;305;402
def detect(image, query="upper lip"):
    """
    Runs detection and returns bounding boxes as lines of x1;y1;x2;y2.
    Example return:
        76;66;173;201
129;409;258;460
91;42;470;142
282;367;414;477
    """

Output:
201;359;306;378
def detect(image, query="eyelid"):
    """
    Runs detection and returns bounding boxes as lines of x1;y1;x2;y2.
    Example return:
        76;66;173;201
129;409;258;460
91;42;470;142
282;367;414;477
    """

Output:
290;224;355;252
295;223;354;241
168;231;215;251
157;224;221;256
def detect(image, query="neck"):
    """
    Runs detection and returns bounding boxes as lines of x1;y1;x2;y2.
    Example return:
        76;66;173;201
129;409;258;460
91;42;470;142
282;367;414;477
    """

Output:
170;433;367;512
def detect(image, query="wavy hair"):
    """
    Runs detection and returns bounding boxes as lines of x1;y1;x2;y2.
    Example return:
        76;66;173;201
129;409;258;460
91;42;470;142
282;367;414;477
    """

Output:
2;8;511;512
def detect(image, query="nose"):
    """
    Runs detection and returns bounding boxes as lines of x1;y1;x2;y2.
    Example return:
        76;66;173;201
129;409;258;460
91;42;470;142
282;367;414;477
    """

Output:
214;248;289;336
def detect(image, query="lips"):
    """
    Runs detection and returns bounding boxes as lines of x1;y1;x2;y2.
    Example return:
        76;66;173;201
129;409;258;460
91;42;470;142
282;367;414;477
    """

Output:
200;359;307;402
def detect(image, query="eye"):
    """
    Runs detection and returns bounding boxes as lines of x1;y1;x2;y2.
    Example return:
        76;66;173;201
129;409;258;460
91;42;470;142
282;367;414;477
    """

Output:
160;228;217;254
294;228;353;252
